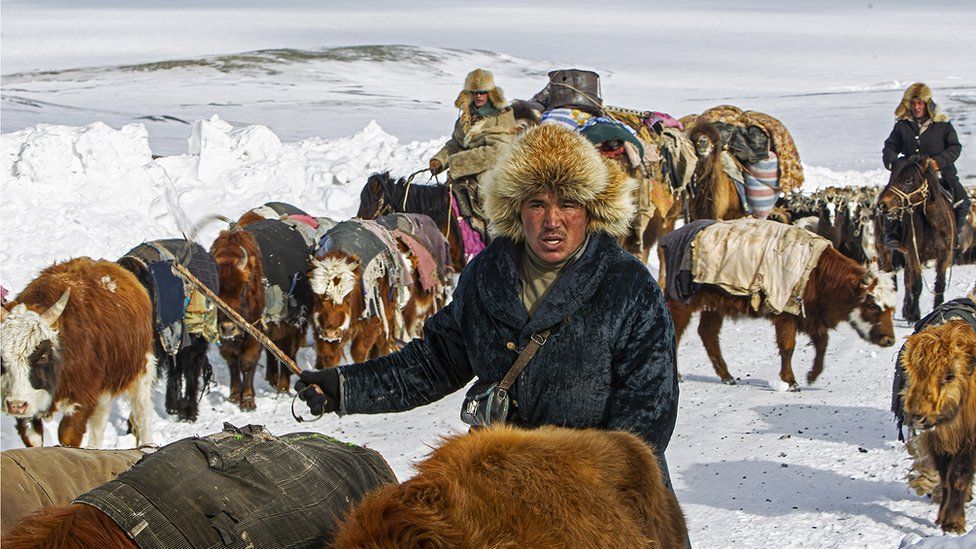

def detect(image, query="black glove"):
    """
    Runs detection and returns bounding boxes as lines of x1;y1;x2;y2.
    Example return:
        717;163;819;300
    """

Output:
294;368;340;415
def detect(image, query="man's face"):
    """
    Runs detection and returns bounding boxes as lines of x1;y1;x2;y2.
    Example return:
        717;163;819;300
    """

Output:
520;191;588;263
472;90;489;108
911;98;927;119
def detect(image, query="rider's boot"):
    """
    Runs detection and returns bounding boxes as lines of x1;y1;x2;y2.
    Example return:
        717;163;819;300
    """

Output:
882;217;901;249
954;202;970;250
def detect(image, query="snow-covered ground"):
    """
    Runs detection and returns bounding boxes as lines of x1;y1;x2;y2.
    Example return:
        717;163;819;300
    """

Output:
2;1;975;546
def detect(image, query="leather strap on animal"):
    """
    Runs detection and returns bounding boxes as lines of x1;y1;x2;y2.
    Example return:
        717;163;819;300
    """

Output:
499;330;551;392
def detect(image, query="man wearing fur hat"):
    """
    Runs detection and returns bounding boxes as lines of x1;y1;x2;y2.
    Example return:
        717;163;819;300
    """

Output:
883;82;968;247
297;124;680;490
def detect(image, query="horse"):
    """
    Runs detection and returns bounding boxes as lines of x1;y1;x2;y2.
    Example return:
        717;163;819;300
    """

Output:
876;158;955;322
688;121;748;222
357;172;468;272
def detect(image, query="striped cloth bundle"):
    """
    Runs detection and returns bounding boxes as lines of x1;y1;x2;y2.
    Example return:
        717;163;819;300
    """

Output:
744;151;780;219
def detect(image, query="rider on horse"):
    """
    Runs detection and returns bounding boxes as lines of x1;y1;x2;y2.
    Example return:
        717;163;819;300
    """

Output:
882;82;969;249
429;69;518;243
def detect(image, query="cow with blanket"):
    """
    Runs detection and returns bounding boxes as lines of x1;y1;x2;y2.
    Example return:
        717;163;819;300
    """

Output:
2;424;396;548
117;239;219;422
211;218;314;410
660;218;896;390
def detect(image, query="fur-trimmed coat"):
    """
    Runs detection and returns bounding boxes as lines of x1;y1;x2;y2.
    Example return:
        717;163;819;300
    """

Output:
432;106;517;181
336;232;679;464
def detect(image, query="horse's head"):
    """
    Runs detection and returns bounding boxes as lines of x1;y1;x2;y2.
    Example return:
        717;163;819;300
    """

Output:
358;173;394;220
877;157;938;219
901;320;976;431
309;254;360;342
848;269;896;347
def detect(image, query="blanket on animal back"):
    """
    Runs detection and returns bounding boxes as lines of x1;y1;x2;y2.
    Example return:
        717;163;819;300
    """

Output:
1;447;146;536
244;219;314;327
75;424;396;549
317;219;411;332
376;212;451;277
375;214;442;293
660;219;717;304
120;239;220;353
246;203;337;249
691;218;832;315
891;298;976;441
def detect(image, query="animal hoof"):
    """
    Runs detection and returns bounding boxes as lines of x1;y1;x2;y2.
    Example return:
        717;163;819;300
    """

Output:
239;397;257;412
941;519;966;535
722;377;736;385
806;373;819;385
788;383;800;392
228;393;241;405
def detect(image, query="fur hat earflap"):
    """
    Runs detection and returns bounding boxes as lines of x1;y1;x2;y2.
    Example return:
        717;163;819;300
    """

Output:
481;124;637;241
454;68;507;110
895;82;949;122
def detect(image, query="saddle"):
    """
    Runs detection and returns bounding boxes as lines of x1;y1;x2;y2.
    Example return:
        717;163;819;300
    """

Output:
891;298;976;440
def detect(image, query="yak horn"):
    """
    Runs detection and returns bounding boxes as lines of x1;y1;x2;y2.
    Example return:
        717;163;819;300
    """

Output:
237;246;249;270
40;288;70;326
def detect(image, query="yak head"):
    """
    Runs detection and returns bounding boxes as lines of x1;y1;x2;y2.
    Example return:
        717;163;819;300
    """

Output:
901;320;976;431
0;289;69;418
211;230;264;340
848;270;896;347
310;254;360;343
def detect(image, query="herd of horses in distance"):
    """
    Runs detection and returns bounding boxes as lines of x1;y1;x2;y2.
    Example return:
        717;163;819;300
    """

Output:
1;106;975;543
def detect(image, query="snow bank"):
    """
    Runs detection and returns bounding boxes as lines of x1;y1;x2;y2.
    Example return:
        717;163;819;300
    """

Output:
1;117;443;292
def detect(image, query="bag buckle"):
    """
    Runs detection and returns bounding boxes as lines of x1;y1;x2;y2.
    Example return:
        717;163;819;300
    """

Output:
531;332;549;346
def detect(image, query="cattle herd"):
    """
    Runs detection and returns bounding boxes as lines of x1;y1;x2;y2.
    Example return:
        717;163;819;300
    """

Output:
1;142;975;544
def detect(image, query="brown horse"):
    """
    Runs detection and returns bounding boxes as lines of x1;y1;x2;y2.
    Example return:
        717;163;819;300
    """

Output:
688;121;747;222
876;158;955;322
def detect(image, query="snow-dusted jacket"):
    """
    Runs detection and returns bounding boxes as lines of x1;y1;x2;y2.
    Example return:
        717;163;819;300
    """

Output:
432;106;517;181
337;231;679;456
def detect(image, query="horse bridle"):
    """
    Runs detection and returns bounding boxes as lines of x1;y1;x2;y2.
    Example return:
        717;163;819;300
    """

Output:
883;178;929;218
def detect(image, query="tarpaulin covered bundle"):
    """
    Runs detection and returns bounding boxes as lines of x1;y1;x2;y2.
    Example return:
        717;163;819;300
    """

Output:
119;239;220;352
1;447;146;536
75;424;397;549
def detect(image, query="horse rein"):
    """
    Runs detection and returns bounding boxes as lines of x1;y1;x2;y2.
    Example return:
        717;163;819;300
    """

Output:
883;178;929;218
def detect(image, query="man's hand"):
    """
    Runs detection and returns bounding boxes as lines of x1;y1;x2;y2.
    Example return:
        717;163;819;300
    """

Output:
294;368;340;415
429;159;444;175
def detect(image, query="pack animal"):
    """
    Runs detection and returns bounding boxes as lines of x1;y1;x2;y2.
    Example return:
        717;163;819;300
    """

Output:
334;425;688;548
667;245;896;390
310;219;400;369
900;320;976;534
688;121;747;222
0;258;156;448
210;219;313;410
117;239;218;422
876;158;955;321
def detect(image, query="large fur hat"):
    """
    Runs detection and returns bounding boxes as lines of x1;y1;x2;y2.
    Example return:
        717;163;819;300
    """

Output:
895;82;949;122
481;124;637;241
454;68;507;110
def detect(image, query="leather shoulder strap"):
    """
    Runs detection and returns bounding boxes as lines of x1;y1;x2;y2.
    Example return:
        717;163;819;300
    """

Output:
498;330;550;391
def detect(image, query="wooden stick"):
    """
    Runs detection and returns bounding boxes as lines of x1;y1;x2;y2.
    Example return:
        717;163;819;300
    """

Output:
172;263;302;377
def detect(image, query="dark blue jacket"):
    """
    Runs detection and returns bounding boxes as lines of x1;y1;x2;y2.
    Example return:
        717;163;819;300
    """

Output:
337;232;679;457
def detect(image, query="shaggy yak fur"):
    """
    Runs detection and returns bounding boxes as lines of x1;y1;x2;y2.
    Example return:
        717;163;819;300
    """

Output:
667;246;896;390
688;121;747;222
2;503;136;549
334;425;688;548
0;258;155;448
877;158;957;322
210;229;305;410
900;320;976;534
309;250;396;370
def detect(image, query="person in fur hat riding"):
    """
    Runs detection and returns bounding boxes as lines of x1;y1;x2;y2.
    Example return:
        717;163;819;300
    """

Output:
297;124;681;495
882;82;969;248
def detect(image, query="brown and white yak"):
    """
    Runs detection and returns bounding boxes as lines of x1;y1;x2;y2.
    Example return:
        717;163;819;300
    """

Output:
308;219;409;369
900;318;976;534
664;222;896;390
210;219;314;410
0;258;156;448
334;425;688;548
